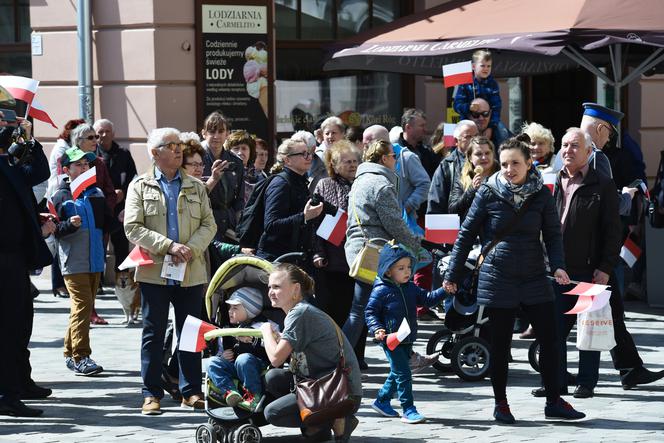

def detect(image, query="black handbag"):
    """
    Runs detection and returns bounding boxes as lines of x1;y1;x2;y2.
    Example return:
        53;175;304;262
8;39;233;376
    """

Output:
649;151;664;229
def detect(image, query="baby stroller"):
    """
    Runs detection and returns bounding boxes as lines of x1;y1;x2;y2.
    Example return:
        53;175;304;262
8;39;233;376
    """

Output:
425;244;491;382
195;255;284;443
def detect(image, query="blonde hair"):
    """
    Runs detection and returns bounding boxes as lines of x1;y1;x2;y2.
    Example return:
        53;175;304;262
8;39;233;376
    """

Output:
272;263;314;297
363;139;392;163
324;140;360;178
460;136;496;190
472;49;492;63
270;138;307;174
521;122;555;155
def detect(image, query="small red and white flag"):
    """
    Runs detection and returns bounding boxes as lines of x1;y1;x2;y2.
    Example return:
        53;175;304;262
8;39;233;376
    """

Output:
443;123;457;148
118;245;155;270
442;61;473;88
70;166;96;200
46;198;59;222
564;289;611;315
620;237;642;268
179;315;218;353
29;97;58;128
0;75;39;104
564;282;610;297
542;172;556;193
425;214;460;244
316;208;348;247
638;181;650;199
386;318;411;351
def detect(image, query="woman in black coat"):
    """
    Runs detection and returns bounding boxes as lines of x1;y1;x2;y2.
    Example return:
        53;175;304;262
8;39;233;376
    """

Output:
443;135;584;424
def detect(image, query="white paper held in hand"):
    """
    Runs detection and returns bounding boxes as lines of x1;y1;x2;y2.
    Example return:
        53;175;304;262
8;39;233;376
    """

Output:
160;254;186;281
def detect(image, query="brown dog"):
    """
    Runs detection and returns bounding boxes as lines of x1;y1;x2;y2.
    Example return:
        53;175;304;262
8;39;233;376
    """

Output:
115;270;141;324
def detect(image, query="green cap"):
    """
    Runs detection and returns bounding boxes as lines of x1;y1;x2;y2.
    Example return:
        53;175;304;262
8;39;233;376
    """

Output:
62;147;96;166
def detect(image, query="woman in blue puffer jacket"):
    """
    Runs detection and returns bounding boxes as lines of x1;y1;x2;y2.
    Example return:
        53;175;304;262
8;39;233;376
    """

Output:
443;135;585;424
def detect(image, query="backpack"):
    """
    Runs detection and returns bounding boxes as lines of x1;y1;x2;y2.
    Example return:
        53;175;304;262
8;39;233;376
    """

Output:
237;171;292;248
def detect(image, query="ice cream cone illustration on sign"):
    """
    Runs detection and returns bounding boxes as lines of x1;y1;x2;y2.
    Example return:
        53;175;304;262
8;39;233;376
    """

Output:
244;41;268;116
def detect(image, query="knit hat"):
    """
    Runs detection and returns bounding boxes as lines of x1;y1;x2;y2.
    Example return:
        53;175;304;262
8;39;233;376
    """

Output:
225;287;263;320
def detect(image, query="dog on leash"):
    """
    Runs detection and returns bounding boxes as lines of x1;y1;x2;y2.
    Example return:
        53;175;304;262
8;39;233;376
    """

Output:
115;270;141;324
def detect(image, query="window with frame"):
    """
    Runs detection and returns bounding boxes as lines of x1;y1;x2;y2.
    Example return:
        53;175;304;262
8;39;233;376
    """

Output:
0;0;31;77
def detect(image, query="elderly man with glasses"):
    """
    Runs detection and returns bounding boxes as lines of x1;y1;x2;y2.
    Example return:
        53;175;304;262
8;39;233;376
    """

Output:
124;127;216;415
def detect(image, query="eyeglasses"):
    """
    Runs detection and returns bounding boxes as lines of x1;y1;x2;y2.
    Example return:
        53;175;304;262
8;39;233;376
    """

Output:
287;150;313;159
470;111;491;119
85;134;100;141
184;161;204;168
157;142;184;152
600;123;615;136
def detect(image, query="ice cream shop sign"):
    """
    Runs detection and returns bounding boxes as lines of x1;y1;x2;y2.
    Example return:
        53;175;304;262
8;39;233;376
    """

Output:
196;1;274;146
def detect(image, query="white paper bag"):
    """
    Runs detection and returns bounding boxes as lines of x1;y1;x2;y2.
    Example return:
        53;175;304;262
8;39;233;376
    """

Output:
576;303;616;351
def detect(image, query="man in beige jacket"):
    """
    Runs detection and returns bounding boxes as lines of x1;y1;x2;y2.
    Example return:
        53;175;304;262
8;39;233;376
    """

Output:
124;127;216;415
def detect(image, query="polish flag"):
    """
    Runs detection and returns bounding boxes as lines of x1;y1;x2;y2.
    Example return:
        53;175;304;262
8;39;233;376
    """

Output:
179;315;218;353
442;61;473;88
620;237;642;268
638;181;650;199
564;282;610;297
47;198;59;222
0;75;39;104
425;214;460;244
316;208;348;247
70;166;96;200
386;318;411;351
564;289;611;315
29;97;58;128
118;245;155;270
443;123;456;147
542;172;556;193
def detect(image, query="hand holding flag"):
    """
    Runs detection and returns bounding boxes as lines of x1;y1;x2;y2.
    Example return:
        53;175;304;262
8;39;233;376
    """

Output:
179;315;219;353
386;318;411;351
316;208;348;246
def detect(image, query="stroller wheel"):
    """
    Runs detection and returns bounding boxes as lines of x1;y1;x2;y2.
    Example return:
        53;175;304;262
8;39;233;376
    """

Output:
426;328;454;372
233;424;262;443
195;423;217;443
528;340;541;373
451;336;490;382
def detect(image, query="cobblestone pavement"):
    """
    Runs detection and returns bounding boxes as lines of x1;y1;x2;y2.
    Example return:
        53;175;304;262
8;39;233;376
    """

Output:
1;274;663;442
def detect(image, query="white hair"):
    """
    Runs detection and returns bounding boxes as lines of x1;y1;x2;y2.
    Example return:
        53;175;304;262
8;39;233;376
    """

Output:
93;118;114;132
291;130;316;150
363;125;390;143
146;127;181;159
389;126;402;144
179;131;201;144
454;120;478;139
70;123;95;147
564;127;594;150
320;116;344;132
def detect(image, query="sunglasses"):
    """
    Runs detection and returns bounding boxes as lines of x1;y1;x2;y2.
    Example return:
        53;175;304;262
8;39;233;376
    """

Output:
85;134;100;141
287;150;313;159
470;111;491;118
157;142;185;152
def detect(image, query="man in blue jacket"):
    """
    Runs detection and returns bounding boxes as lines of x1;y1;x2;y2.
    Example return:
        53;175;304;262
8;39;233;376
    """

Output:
0;118;54;417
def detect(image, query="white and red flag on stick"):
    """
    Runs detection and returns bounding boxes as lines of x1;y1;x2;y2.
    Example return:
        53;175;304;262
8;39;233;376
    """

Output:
542;172;556;193
564;281;610;297
316;208;348;247
442;61;473;88
564;289;611;315
29;97;58;128
443;123;456;148
386;318;411;351
425;214;460;244
118;245;155;270
0;75;39;104
70;166;96;200
47;198;59;222
620;237;642;268
179;315;218;353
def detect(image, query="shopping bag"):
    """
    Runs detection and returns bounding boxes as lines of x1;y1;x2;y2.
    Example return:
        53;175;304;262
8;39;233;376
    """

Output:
576;303;616;351
348;238;387;284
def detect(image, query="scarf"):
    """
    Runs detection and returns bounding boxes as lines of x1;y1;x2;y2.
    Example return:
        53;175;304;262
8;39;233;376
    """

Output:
498;166;543;209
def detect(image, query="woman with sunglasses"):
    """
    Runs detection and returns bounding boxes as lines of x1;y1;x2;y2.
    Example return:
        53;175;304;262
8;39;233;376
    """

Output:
255;137;323;264
69;123;118;325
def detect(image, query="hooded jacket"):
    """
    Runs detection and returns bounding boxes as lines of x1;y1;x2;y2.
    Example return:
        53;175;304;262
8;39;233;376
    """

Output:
345;162;420;269
392;143;431;214
445;171;565;308
365;243;445;344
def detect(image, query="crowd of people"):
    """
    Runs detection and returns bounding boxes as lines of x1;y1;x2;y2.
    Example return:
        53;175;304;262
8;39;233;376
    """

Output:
1;48;663;441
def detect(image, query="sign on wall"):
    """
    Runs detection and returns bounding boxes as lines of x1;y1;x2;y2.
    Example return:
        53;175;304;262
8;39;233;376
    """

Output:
196;1;274;145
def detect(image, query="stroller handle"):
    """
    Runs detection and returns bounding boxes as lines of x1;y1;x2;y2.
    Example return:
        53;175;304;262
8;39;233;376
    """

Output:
273;252;307;264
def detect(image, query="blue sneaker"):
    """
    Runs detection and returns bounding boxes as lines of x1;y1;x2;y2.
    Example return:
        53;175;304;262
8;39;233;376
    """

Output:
493;400;516;424
73;357;103;376
401;406;425;424
545;398;585;420
371;399;399;418
65;357;75;372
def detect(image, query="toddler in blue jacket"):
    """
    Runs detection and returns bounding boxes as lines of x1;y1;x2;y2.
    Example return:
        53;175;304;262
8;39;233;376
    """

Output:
365;242;445;424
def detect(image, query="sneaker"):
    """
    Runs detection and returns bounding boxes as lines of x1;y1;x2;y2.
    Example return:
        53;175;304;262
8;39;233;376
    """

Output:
409;351;439;374
401;406;425;424
181;394;205;410
238;390;262;412
20;384;52;400
90;313;108;325
223;389;242;407
493;400;515;424
65;357;75;372
371;399;399;418
73;357;104;376
545;398;585;420
142;396;162;415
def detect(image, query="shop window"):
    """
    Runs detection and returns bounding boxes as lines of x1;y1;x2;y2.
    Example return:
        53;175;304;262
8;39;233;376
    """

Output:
0;0;31;76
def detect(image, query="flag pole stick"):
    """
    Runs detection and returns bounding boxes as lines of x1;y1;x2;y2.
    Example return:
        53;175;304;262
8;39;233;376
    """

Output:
547;275;581;285
24;103;31;120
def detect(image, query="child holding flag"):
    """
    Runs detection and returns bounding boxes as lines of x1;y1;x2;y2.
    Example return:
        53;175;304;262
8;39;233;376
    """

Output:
52;147;107;376
365;242;445;424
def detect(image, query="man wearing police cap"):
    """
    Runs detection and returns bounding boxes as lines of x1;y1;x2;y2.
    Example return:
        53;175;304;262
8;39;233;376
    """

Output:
0;113;54;417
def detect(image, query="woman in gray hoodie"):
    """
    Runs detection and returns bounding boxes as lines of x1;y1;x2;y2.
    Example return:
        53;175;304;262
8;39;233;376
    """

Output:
343;140;421;350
